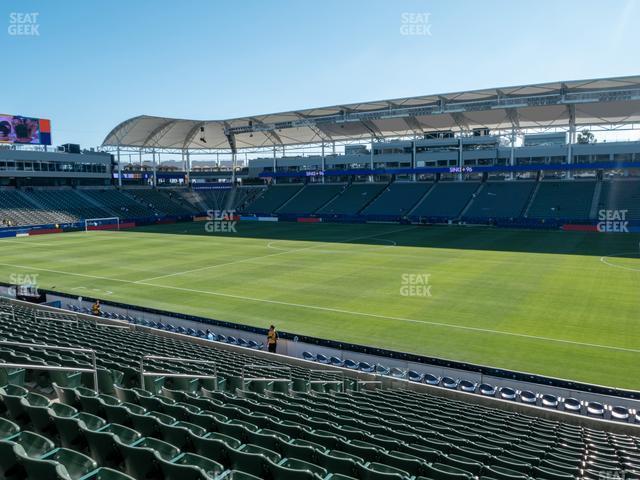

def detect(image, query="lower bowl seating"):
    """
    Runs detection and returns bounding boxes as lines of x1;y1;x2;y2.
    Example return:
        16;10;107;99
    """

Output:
0;299;639;479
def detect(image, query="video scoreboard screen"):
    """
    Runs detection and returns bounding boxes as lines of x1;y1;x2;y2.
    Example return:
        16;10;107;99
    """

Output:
0;114;51;145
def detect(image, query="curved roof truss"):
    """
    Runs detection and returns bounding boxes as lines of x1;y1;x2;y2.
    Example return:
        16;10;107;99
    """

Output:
103;75;640;151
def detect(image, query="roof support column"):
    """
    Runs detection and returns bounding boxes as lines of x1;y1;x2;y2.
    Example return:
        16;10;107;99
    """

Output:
152;149;157;188
567;106;576;179
184;150;191;186
225;133;238;186
116;145;122;188
458;134;464;182
231;151;237;185
321;141;326;184
370;136;374;182
181;150;185;186
412;139;417;182
273;145;277;185
186;150;191;186
510;128;516;180
281;145;286;184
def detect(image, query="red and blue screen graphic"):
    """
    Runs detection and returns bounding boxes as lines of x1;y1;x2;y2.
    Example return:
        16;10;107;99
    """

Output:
0;114;51;145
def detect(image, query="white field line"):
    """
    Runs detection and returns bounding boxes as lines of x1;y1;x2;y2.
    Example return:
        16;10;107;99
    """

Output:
134;226;417;283
0;239;59;247
0;231;230;248
0;260;638;354
266;238;396;254
600;253;640;273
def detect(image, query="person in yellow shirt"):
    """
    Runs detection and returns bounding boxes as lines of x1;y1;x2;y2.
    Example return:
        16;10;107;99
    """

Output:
267;325;278;353
91;300;101;317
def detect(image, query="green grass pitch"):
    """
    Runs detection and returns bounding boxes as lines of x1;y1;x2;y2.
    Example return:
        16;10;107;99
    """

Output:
1;221;639;389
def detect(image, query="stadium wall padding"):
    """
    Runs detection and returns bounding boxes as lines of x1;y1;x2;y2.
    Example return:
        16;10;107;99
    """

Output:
28;228;63;235
87;222;136;231
0;214;198;237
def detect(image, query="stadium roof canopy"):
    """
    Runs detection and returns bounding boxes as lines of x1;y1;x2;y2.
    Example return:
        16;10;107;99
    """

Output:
103;75;640;151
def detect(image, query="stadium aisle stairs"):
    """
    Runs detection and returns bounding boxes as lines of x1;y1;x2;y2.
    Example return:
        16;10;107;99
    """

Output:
16;190;77;224
80;190;157;219
28;189;114;222
173;190;210;213
316;183;388;216
231;186;265;212
598;179;640;220
361;183;433;217
277;184;345;215
410;182;481;219
191;190;229;213
526;181;596;221
0;190;62;226
123;189;199;217
242;185;303;215
462;182;536;220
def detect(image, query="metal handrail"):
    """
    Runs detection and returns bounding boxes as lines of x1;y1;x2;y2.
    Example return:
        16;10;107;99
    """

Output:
34;310;79;325
357;380;383;390
308;369;345;391
241;364;292;384
95;323;131;329
139;355;217;388
0;340;98;390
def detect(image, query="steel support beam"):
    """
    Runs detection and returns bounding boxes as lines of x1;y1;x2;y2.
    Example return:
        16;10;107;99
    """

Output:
117;145;122;187
272;145;277;185
321;141;326;184
152;149;157;187
567;105;576;179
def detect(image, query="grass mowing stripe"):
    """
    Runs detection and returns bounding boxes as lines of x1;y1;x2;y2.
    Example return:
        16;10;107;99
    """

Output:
135;225;416;282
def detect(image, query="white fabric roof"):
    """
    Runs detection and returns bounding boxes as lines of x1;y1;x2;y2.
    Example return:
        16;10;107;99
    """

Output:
103;75;640;151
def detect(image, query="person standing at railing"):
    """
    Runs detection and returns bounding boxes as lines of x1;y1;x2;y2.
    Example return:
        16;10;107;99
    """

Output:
267;325;278;353
91;299;101;317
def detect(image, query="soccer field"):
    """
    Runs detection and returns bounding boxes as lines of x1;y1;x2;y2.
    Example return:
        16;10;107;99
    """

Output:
1;221;639;389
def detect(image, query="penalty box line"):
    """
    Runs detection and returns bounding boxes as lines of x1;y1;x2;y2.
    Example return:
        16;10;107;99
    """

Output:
0;260;639;355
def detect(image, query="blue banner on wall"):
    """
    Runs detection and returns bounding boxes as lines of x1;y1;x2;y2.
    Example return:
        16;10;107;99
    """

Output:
259;160;639;178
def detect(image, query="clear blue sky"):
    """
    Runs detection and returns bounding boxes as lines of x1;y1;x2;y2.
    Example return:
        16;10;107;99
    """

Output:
2;0;639;148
